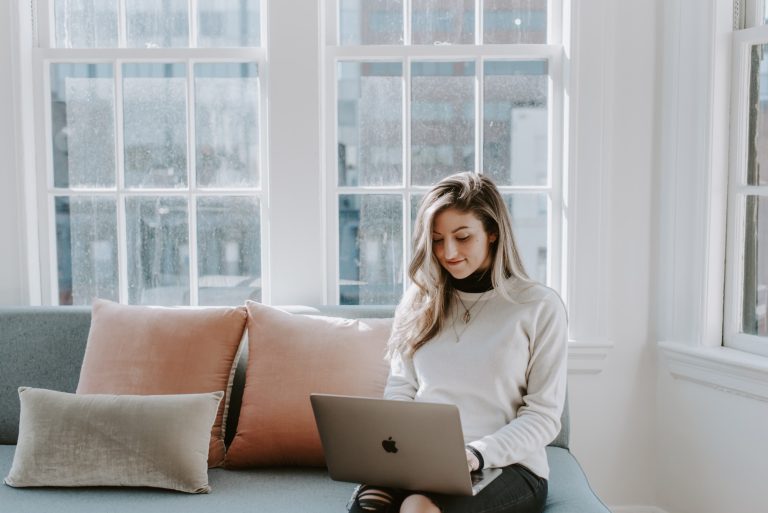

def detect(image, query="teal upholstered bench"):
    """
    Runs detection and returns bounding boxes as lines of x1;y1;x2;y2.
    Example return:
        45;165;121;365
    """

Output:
0;306;609;513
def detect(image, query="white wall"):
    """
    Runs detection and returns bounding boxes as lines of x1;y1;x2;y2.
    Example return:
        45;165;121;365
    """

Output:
566;0;658;507
656;369;768;513
0;0;25;305
266;0;323;305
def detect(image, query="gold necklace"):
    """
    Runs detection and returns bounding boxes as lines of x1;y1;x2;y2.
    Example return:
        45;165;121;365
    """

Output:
456;290;489;323
451;291;491;343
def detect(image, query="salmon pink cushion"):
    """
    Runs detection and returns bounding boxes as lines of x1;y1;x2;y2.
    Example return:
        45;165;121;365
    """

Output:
76;299;247;468
224;301;392;468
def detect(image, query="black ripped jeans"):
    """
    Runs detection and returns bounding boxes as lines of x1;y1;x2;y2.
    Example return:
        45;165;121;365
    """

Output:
347;464;547;513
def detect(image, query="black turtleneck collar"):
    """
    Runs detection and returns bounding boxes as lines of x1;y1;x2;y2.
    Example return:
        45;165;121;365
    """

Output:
448;268;494;293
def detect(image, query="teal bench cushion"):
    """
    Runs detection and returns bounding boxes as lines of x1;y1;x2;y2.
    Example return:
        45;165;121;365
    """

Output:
0;445;609;513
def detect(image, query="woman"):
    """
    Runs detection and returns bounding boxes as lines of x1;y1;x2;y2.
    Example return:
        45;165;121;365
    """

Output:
349;172;567;513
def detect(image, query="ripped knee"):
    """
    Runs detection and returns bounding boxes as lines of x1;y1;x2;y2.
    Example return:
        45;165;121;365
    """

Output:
399;494;440;513
354;485;397;512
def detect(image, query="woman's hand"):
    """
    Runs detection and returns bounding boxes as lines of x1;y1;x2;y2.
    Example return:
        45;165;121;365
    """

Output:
465;448;480;472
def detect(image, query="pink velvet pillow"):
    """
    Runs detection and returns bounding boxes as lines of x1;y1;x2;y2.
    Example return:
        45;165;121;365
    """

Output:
224;301;392;468
77;299;247;468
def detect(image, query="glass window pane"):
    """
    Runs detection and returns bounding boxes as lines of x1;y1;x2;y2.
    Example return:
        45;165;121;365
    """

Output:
197;0;260;47
743;195;768;337
195;63;259;188
197;196;261;305
338;62;403;186
54;0;118;48
483;0;546;44
51;64;116;188
126;0;189;48
126;196;189;305
412;0;474;45
503;193;548;284
339;194;403;304
411;61;475;185
484;61;548;186
749;44;768;185
55;196;118;305
123;63;188;188
340;0;404;45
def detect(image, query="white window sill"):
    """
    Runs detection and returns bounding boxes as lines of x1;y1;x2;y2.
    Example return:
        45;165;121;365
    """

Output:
659;341;768;401
567;340;614;375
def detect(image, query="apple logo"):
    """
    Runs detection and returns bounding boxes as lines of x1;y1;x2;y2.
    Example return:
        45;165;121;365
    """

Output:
382;437;398;454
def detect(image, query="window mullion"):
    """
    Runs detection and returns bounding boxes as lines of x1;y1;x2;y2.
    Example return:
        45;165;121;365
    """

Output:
404;56;412;191
735;184;768;195
476;57;483;176
37;56;54;304
404;55;413;284
114;59;129;304
550;51;564;292
39;0;53;48
404;0;412;46
326;50;339;304
258;51;270;304
189;0;198;47
42;52;56;303
329;45;558;60
187;59;199;306
117;0;127;48
477;0;483;44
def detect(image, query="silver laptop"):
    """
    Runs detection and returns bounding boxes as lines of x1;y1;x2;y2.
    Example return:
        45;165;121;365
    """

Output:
310;393;502;496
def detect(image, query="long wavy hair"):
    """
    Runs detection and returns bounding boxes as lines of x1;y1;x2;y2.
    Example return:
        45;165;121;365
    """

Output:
387;172;530;358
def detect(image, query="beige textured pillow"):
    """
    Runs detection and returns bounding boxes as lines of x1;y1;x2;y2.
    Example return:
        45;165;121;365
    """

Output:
77;299;247;468
4;387;223;493
225;301;393;468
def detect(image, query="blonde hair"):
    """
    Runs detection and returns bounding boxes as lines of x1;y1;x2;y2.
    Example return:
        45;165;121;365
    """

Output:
387;172;530;358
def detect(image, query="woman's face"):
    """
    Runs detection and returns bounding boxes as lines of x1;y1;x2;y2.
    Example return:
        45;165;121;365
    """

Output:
431;208;497;279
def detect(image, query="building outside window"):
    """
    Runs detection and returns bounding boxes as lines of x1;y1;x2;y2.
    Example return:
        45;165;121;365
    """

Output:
38;0;265;306
326;0;561;305
28;0;565;308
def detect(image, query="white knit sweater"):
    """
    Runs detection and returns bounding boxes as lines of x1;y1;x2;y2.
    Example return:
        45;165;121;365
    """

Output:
384;278;568;479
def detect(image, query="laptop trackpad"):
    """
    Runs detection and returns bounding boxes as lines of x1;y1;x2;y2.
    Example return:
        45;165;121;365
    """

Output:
470;468;503;495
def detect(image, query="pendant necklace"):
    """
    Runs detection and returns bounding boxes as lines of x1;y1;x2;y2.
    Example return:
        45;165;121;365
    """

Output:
457;291;488;323
452;290;490;343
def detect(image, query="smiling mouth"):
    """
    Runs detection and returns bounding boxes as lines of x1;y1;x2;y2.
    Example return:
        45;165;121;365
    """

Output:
445;260;464;265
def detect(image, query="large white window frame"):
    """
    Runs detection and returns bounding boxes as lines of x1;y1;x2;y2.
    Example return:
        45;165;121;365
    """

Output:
658;0;768;401
725;23;768;357
10;0;618;372
321;0;565;305
30;0;270;306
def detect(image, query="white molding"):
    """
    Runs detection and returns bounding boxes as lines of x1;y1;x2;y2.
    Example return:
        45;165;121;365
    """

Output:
656;0;732;348
10;0;41;305
266;0;324;305
564;0;613;346
567;340;613;375
659;340;768;401
699;0;732;348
